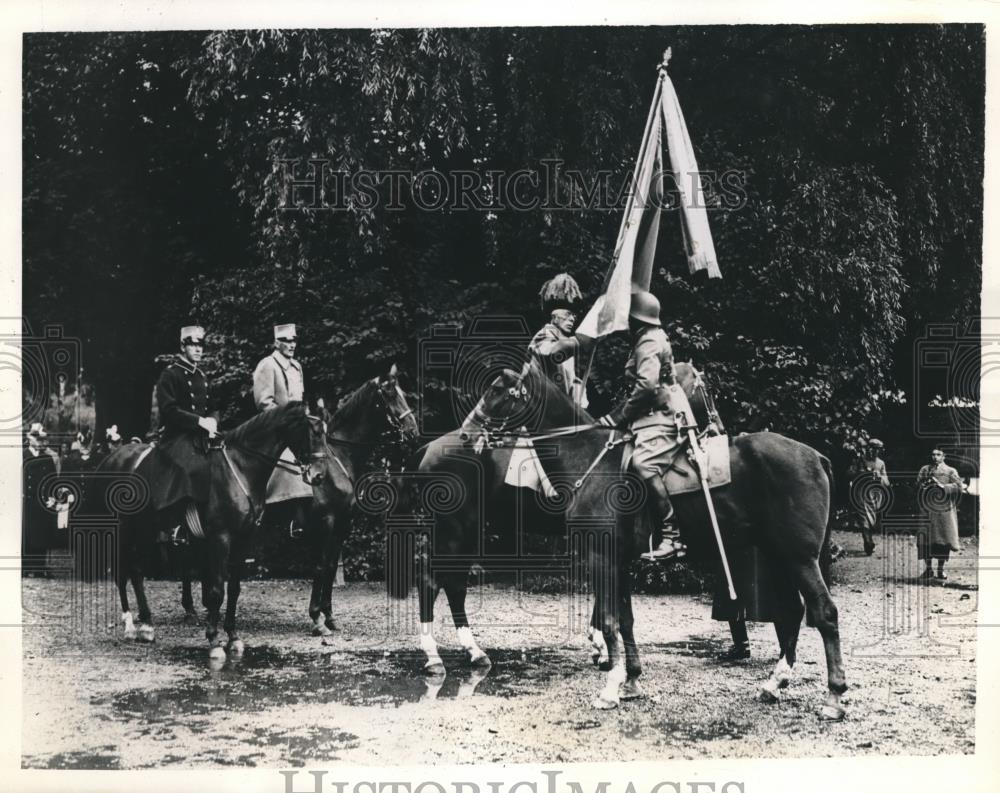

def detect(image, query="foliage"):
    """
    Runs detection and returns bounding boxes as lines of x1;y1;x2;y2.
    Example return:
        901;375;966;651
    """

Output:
23;26;984;578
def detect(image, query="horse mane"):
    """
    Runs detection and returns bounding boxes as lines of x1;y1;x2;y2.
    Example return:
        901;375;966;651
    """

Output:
329;379;378;432
227;401;305;446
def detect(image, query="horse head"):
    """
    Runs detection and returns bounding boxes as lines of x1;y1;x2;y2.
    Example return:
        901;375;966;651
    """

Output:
376;363;419;442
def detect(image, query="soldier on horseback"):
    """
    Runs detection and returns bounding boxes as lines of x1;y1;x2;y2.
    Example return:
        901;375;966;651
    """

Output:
152;324;218;539
529;273;593;408
597;290;687;561
252;322;313;537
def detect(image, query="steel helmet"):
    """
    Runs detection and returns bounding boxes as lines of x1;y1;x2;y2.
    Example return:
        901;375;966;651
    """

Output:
869;438;884;450
629;290;661;326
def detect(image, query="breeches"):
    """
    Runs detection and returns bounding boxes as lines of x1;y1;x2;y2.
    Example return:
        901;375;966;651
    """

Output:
628;426;682;480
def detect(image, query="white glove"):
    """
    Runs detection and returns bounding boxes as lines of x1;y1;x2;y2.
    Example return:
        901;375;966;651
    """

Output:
198;416;219;437
597;415;616;428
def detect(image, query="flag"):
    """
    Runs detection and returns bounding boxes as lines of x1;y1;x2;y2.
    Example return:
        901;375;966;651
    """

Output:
578;61;720;339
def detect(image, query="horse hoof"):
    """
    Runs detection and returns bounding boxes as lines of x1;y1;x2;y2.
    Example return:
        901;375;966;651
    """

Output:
819;703;846;721
469;652;492;668
598;660;612;672
620;679;644;701
591;695;619;710
324;619;336;632
137;624;155;643
208;645;226;662
123;626;137;640
183;611;200;626
759;685;780;703
312;624;333;637
228;639;245;656
424;662;446;676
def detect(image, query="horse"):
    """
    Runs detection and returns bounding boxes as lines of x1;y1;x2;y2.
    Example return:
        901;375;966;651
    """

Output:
101;401;324;657
475;363;845;719
389;361;718;674
305;364;419;636
172;366;419;638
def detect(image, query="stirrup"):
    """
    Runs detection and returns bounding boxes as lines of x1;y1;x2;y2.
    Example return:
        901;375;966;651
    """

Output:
289;520;306;539
170;525;189;547
640;536;687;562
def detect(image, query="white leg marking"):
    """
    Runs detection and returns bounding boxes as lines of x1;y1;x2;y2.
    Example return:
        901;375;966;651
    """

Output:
593;631;626;709
420;620;444;670
456;626;490;666
121;611;136;639
760;655;793;701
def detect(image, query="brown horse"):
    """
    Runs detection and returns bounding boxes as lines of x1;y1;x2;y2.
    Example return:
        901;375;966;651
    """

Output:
102;401;324;658
305;365;419;636
173;367;419;638
388;362;729;671
477;364;844;718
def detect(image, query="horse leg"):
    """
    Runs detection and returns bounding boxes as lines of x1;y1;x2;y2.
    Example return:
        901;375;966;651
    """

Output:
588;600;610;669
418;566;445;674
760;607;804;702
591;548;626;710
443;571;490;667
309;507;342;637
130;558;155;643
203;524;229;661
618;586;643;700
223;542;245;656
793;560;847;719
117;534;136;640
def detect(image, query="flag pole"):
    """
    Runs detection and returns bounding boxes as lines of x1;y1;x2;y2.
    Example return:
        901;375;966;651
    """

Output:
580;49;672;392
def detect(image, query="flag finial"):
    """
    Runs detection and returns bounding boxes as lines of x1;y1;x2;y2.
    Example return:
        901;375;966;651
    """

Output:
659;47;672;73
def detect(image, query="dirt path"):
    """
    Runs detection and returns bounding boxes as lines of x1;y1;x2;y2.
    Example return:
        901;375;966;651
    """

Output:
21;531;977;767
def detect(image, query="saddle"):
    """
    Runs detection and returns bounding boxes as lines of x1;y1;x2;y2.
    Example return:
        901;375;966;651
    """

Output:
660;433;732;496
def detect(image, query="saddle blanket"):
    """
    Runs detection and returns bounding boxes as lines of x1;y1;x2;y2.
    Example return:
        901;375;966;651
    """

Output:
661;434;732;495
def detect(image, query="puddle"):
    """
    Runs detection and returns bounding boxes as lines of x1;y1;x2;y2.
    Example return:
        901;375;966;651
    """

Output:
646;637;728;659
108;644;572;723
652;716;750;742
23;747;120;770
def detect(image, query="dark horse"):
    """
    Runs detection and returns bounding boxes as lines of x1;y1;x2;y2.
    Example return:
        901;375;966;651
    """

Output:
102;401;323;657
173;366;418;638
482;364;844;718
305;365;419;635
399;362;845;719
393;361;715;670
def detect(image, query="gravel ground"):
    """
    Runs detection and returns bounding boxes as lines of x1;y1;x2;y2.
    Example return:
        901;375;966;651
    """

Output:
21;531;977;768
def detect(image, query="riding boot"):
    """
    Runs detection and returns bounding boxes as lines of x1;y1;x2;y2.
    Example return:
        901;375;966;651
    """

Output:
639;474;687;561
718;618;751;662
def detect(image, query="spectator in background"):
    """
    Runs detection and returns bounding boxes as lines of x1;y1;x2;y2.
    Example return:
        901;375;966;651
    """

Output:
916;447;966;581
847;437;890;556
22;423;57;574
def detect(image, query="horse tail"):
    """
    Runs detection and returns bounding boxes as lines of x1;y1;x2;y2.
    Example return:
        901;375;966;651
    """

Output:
819;454;835;587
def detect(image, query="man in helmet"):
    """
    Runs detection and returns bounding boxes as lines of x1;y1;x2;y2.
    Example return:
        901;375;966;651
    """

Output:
529;273;592;408
847;436;890;556
597;290;687;560
253;323;313;537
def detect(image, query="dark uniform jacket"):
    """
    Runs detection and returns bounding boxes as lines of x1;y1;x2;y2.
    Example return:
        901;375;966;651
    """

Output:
149;356;214;503
608;326;676;429
23;447;57;556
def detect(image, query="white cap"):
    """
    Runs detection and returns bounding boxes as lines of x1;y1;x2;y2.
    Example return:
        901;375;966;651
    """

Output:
106;425;121;442
274;323;297;341
27;422;47;438
180;325;205;343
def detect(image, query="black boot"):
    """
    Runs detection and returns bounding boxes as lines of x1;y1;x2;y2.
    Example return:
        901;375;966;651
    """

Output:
718;618;751;662
639;475;687;561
